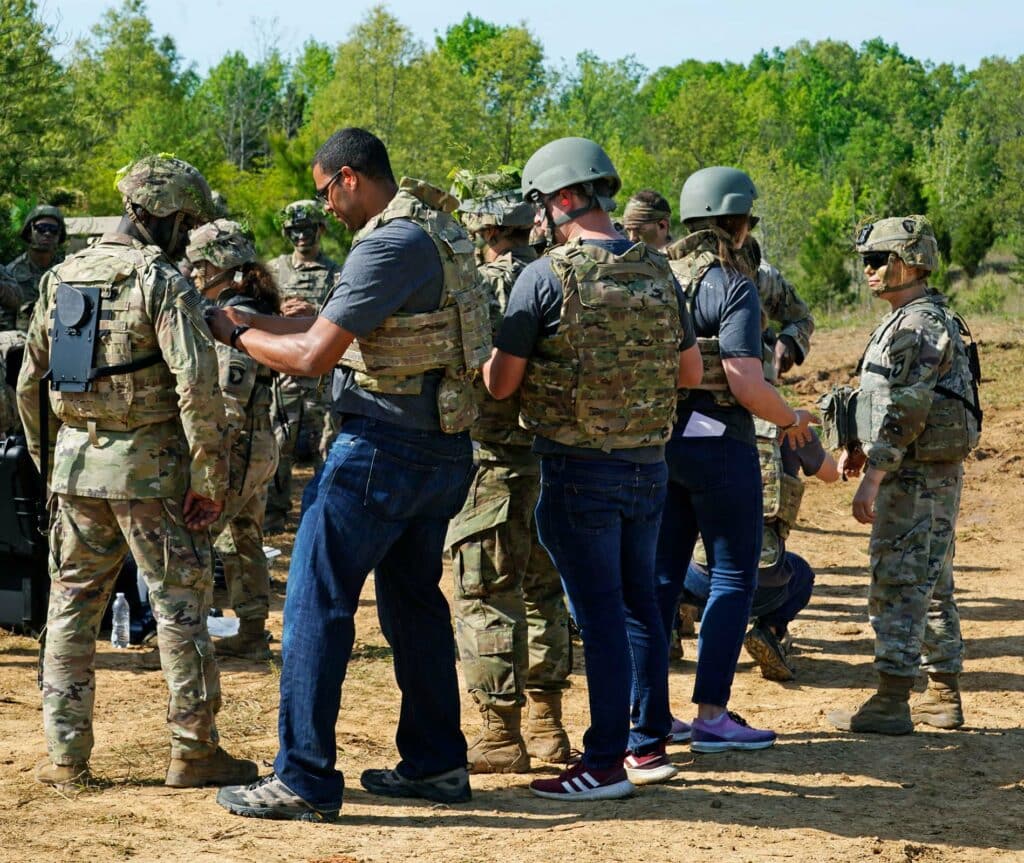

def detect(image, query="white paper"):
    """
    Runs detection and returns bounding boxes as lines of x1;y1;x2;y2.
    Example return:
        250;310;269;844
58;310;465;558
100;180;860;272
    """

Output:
207;615;240;638
682;411;727;438
262;545;282;562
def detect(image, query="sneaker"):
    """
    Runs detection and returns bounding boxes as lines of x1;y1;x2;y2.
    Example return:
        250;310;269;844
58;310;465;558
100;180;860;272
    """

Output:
530;761;634;801
624;742;678;785
668;717;692;743
216;773;339;822
359;766;471;804
744;623;795;682
691;711;776;753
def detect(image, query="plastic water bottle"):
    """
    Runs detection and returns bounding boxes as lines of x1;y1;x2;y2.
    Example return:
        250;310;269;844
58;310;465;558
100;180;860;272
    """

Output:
111;593;130;649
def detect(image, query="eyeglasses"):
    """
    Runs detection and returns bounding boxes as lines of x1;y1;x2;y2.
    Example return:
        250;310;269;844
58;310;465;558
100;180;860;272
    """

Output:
861;252;891;270
287;225;318;241
315;169;343;203
32;223;60;235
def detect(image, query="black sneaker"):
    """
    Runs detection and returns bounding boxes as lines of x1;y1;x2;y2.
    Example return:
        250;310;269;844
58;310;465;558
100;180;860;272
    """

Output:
216;773;339;822
744;622;795;682
359;766;471;804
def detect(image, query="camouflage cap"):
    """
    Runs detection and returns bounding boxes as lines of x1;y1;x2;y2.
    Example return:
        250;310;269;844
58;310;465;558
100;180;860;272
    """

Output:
185;219;257;270
116;155;216;221
451;168;534;231
855;215;939;272
281;200;327;231
20;205;66;243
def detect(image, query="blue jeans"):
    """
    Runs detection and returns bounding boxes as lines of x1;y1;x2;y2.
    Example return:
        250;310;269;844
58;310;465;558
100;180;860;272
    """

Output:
535;455;670;769
273;417;475;810
656;435;762;708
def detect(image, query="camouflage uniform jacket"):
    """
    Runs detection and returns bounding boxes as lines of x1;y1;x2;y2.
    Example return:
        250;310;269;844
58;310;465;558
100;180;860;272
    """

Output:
0;264;20;331
15;233;228;501
265;251;341;308
757;258;814;362
6;250;63;332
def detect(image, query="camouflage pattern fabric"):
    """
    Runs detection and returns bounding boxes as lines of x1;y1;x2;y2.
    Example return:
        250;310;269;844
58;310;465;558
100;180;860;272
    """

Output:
0;330;26;436
43;494;222;764
0;264;21;331
5;251;63;332
756;258;814;362
116;155;216;220
448;444;570;707
868;462;964;677
856;215;939;273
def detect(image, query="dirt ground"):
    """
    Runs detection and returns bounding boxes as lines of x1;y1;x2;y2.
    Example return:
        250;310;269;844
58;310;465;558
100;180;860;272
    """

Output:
2;316;1023;863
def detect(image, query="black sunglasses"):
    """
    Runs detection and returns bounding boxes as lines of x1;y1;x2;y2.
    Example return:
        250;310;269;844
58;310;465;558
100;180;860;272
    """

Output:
315;169;343;203
33;223;60;235
861;251;891;270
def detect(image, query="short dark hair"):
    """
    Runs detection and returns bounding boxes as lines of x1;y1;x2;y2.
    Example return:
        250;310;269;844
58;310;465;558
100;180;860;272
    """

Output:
313;127;395;182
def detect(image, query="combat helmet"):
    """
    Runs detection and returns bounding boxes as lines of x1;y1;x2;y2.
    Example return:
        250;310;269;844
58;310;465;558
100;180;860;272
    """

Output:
20;205;66;244
280;200;327;233
451;168;534;234
855;215;939;272
185;219;257;270
679;167;758;225
117;155;216;220
521;137;621;212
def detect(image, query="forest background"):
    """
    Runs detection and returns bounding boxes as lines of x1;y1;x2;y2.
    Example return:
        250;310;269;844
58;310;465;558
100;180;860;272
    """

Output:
3;0;1023;315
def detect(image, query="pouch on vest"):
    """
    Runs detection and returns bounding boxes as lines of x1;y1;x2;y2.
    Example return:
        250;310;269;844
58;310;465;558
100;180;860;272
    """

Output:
817;385;858;449
909;397;972;463
775;473;805;539
696;337;737;407
437;374;479;434
49;283;102;393
757;435;783;519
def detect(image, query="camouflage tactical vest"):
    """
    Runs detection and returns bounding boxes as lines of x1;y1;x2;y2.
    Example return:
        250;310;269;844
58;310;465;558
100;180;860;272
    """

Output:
856;293;980;463
519;238;682;452
339;178;492;433
46;237;179;432
471;246;536;447
0;330;26;435
267;252;338;308
217;292;275;429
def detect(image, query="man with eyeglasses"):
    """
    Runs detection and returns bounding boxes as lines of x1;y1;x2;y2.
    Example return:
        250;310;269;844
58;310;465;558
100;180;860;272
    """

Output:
263;201;341;533
6;205;66;332
826;214;981;735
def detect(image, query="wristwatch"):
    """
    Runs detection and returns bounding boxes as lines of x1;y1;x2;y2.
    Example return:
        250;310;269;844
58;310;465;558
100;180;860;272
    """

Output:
229;324;251;350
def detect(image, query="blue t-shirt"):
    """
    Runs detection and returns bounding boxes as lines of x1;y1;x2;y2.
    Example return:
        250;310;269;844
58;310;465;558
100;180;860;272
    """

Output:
495;238;696;464
320;219;445;430
675;263;763;445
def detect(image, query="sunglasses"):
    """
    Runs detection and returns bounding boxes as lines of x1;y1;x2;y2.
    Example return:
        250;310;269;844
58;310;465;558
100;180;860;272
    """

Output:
287;225;318;240
315;169;343;203
32;223;60;235
861;252;891;270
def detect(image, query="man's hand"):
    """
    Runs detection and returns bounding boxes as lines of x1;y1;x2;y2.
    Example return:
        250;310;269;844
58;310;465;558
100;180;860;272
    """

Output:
781;408;819;447
774;334;799;376
852;467;884;525
183;488;223;531
838;446;866;480
280;297;316;318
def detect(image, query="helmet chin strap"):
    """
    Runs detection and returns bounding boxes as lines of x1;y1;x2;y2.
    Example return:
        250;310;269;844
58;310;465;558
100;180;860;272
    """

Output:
126;200;156;246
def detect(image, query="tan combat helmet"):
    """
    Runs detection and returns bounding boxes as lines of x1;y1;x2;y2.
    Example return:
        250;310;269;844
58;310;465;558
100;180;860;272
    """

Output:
116;155;216;221
20;205;67;244
185;219;258;270
450;168;534;234
855;215;939;272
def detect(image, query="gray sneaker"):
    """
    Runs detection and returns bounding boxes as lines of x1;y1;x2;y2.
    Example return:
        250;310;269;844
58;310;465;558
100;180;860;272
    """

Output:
359;766;471;804
216;773;339;822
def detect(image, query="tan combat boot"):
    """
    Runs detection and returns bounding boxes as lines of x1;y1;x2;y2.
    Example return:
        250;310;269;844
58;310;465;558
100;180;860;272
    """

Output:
524;691;572;763
214;617;272;661
677;603;698;637
827;673;914;735
165;746;259;788
467;704;530;774
35;760;90;788
911;672;964;729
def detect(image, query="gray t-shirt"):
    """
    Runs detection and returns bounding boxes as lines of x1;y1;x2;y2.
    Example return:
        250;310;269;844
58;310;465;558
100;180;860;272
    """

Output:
495;238;696;464
320;219;445;430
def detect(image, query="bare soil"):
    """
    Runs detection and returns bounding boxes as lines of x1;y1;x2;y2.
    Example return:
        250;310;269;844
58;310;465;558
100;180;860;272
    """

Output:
2;317;1023;863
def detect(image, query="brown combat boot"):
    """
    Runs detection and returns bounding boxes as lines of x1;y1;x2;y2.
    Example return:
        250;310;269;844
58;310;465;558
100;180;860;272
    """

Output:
467;704;530;774
35;759;91;788
677;603;698;637
165;746;259;788
828;673;914;735
524;691;572;764
214;617;272;661
911;673;964;729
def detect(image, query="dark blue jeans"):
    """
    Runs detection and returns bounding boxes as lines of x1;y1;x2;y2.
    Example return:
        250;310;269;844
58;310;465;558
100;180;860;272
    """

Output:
273;417;475;810
656;435;762;708
535;455;670;769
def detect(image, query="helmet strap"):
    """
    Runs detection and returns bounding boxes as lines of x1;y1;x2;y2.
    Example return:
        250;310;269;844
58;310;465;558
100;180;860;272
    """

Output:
125;200;157;246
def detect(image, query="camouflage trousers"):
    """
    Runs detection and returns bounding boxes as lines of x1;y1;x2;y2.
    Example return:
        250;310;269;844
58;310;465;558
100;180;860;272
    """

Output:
212;427;278;621
447;446;571;709
43;494;221;765
868;461;965;677
265;382;328;526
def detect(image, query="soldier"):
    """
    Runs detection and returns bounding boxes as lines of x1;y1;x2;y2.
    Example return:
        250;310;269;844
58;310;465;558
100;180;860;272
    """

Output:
445;169;571;774
827;215;980;734
185;220;281;661
6;205;66;332
16;155;257;790
0;264;20;331
263;201;341;533
210;128;485;821
621;189;672;250
484;137;703;800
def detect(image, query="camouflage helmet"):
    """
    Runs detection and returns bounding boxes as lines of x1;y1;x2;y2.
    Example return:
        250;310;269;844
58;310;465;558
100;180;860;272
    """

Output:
185;219;257;270
281;200;327;232
679;166;758;224
20;205;67;243
521;137;621;210
116;155;216;221
855;215;939;272
451;168;534;232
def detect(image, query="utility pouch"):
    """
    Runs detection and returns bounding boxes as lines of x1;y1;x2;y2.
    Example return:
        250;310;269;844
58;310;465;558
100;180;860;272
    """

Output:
817;385;857;449
437;373;479;434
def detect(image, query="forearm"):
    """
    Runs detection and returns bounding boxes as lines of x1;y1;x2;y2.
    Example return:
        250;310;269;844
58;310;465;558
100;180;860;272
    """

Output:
235;328;337;378
729;374;798;426
247;312;316;335
864;385;933;471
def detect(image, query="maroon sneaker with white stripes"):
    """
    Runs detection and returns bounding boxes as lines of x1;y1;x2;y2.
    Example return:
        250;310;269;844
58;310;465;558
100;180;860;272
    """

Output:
529;761;634;801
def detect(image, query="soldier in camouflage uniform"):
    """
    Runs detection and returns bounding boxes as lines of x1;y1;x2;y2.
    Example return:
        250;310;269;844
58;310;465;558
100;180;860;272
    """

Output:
445;169;571;774
0;264;21;331
5;205;66;332
827;215;981;735
185;220;280;661
263;201;341;533
16;156;257;789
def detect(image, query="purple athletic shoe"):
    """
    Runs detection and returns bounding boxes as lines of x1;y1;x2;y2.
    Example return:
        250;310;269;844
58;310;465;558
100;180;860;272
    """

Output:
690;711;776;753
668;717;692;743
